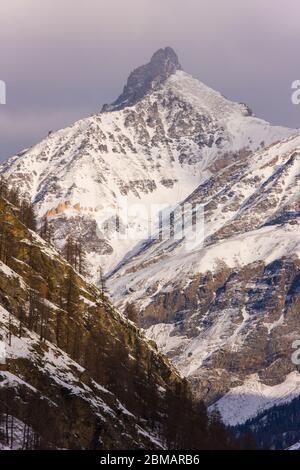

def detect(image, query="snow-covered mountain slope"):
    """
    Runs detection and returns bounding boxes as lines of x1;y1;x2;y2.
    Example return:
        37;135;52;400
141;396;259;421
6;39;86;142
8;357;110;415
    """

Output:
233;386;300;449
108;132;300;437
2;47;300;448
212;372;300;427
109;133;300;296
0;48;295;278
288;442;300;450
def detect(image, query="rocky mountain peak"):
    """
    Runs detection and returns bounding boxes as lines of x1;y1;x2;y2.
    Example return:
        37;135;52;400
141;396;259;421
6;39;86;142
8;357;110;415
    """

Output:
102;47;182;112
150;46;181;71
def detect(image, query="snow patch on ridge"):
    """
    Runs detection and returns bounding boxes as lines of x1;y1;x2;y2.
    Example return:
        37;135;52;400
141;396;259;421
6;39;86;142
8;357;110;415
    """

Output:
213;372;300;426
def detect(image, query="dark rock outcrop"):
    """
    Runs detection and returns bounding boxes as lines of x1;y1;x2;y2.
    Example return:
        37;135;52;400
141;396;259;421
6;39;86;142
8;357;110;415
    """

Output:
102;47;181;111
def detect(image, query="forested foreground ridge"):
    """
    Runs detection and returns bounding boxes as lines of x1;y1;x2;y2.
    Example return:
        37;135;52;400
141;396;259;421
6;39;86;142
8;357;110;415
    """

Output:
0;183;250;450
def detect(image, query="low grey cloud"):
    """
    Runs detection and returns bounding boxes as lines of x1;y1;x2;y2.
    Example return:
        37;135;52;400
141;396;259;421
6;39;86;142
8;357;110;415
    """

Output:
1;0;299;161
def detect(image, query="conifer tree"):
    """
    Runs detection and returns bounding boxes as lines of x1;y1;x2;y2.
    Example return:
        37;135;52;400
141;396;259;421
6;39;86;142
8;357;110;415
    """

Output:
98;266;108;296
124;302;139;325
39;216;54;244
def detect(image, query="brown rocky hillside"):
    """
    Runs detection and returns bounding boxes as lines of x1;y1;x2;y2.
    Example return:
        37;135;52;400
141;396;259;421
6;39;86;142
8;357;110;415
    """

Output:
0;195;239;450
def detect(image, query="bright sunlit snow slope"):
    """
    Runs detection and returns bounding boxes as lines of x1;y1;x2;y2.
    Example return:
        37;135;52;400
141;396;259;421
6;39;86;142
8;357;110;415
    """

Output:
110;133;300;304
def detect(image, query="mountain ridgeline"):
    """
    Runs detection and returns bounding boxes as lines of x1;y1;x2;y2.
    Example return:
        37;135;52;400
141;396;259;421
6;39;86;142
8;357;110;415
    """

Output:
0;48;292;278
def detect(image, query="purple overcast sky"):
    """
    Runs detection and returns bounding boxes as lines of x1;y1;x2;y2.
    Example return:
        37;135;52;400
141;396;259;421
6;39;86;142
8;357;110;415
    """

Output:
0;0;300;161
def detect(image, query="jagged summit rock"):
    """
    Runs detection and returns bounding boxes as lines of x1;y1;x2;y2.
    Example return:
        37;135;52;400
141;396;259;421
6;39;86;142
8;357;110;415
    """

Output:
102;47;182;112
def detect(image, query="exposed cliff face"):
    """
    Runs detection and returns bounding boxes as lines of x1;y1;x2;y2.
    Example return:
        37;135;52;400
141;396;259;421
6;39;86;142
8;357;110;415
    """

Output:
137;257;300;400
0;196;195;450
